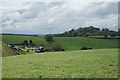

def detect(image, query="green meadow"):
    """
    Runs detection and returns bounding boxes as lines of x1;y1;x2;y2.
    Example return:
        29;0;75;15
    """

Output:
2;35;118;51
1;35;119;78
2;48;118;78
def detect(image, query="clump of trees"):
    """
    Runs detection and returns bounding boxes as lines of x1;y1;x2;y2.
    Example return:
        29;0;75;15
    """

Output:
110;33;116;38
50;44;64;52
45;34;54;43
103;33;108;39
72;31;78;37
23;40;35;46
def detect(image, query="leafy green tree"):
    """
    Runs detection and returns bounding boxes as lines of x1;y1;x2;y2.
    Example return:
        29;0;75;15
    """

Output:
72;31;78;37
110;33;116;38
23;40;28;46
45;34;54;43
29;40;34;46
103;33;108;38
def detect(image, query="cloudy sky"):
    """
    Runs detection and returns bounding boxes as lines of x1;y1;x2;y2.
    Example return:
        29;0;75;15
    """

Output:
0;2;118;34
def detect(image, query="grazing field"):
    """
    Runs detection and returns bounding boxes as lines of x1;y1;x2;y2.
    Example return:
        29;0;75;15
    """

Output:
2;35;118;51
2;48;118;78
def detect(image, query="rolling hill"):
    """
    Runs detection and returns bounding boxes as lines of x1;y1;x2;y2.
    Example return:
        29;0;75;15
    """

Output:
1;34;118;78
2;35;118;51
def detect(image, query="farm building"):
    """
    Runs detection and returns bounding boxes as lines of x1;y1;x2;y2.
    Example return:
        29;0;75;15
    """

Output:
25;45;44;53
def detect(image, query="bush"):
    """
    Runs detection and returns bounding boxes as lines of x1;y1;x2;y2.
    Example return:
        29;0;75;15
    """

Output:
26;50;29;52
80;47;88;50
51;44;64;52
80;47;92;50
88;48;92;50
61;49;65;51
84;33;89;37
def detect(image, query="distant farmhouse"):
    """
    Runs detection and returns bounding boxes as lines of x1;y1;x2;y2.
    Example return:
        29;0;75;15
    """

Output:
25;45;44;53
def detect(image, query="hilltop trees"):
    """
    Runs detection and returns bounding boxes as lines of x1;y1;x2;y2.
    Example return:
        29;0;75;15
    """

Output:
52;26;118;38
52;26;117;37
102;28;109;33
72;31;78;37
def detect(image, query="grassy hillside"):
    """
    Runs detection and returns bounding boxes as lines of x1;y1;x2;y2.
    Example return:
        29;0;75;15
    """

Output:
2;48;118;78
2;35;118;51
0;41;17;57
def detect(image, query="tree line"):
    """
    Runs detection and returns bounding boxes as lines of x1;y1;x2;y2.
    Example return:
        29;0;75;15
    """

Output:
51;26;119;38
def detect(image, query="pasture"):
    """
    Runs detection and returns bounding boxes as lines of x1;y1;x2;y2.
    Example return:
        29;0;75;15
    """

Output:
2;35;118;51
1;35;118;78
2;48;118;78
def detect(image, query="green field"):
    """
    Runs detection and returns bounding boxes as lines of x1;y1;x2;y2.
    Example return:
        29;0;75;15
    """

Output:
1;35;118;78
2;48;118;78
2;35;118;51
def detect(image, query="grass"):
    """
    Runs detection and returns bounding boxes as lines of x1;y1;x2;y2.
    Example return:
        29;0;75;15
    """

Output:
2;48;118;78
2;35;118;51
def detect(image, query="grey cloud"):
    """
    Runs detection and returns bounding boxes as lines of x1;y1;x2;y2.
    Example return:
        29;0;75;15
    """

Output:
17;9;26;14
21;2;65;19
84;2;118;18
1;2;118;34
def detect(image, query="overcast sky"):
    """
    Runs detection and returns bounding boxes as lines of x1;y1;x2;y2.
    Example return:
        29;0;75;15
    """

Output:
0;2;118;34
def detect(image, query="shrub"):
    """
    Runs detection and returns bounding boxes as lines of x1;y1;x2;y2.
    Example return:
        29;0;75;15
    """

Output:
61;49;65;51
72;31;78;37
80;47;92;50
84;33;89;37
88;48;92;50
80;47;88;50
51;44;63;52
45;34;54;42
26;50;29;52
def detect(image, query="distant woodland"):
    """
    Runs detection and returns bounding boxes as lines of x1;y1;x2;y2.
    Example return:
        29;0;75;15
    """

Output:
52;26;119;38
